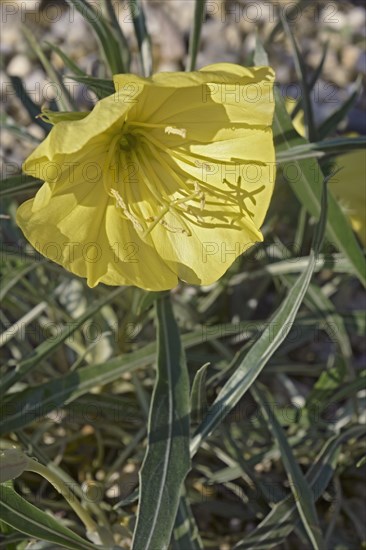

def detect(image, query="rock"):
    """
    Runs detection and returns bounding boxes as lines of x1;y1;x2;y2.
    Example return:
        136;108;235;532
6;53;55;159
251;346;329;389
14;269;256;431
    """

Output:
28;123;46;141
7;54;32;78
275;65;291;84
224;25;242;51
157;60;181;72
23;69;46;105
347;6;366;33
342;44;362;70
144;3;185;63
51;10;76;41
321;6;347;30
160;0;197;33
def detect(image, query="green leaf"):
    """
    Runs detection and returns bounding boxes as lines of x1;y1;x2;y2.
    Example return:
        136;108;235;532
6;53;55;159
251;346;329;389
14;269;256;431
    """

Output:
0;450;29;483
0;287;126;396
0;174;42;198
128;0;152;77
254;39;366;287
356;456;366;468
44;42;87;77
276;136;366;162
318;77;362;139
233;425;366;548
67;0;128;75
317;374;366;411
251;383;326;550
228;253;353;287
172;488;204;549
186;0;206;71
190;169;329;456
284;275;353;362
132;294;191;549
22;25;75;112
67;75;115;99
0;120;41;143
0;485;96;550
265;0;309;45
0;324;227;436
8;76;49;132
291;42;329;120
190;363;209;424
281;14;317;141
0;262;48;302
100;0;130;72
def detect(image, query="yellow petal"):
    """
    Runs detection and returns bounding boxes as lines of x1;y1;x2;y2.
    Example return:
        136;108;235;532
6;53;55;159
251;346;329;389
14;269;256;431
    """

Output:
23;93;135;179
16;166;178;290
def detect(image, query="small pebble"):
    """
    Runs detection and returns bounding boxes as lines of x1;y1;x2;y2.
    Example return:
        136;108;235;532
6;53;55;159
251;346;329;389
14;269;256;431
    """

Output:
7;54;32;78
347;6;366;32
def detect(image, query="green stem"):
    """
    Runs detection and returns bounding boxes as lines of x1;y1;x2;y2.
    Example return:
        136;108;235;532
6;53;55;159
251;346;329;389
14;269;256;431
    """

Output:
25;458;97;534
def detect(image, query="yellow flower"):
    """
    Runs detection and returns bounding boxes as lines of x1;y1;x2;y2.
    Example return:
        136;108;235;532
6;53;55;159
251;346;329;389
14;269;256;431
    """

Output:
17;63;276;290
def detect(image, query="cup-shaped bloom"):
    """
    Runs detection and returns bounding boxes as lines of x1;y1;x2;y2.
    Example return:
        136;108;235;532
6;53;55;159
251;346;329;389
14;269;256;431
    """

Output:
17;63;276;290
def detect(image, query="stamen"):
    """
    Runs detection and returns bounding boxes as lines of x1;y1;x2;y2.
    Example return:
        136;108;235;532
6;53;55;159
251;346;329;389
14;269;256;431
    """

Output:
129;121;187;139
165;126;187;139
110;188;143;232
141;138;192;194
161;219;191;236
132;148;170;205
142;204;170;237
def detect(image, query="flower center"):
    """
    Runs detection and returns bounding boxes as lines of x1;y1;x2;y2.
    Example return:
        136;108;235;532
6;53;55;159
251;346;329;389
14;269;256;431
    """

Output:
103;123;265;239
120;133;136;151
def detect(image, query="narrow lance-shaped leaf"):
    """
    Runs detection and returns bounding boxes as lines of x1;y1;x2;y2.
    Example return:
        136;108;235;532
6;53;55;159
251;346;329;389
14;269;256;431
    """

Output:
291;41;329;119
172;487;204;550
22;25;75;112
8;76;50;132
186;0;206;71
251;383;326;550
131;294;191;549
0;485;96;550
100;0;130;72
128;0;152;77
281;14;317;142
67;75;115;99
45;42;88;77
67;0;127;75
0;174;42;199
276;136;366;162
190;363;209;424
318;76;362;139
233;425;366;549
